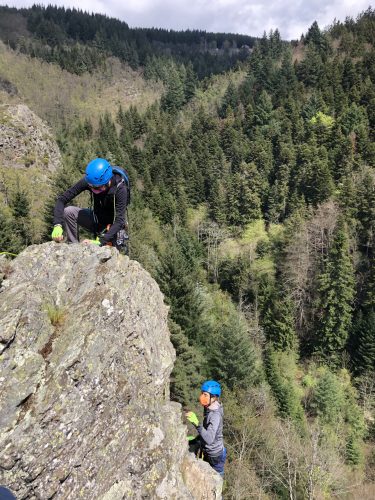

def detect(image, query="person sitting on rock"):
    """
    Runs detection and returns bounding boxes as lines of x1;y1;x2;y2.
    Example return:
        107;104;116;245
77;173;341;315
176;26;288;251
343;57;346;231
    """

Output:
186;380;226;476
51;158;128;250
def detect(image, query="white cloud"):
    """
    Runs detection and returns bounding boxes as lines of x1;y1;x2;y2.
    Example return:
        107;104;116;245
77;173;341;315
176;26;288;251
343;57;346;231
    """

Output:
6;0;372;39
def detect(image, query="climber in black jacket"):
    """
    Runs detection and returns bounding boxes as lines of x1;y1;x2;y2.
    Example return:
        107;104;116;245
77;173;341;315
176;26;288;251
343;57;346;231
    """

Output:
51;158;128;248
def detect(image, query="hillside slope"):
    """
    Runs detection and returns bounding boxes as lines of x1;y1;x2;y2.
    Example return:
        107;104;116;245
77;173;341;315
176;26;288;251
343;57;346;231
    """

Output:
0;42;163;128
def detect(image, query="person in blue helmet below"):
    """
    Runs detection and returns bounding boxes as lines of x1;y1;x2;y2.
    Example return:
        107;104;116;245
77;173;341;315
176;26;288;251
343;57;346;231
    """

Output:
51;158;128;248
185;380;226;476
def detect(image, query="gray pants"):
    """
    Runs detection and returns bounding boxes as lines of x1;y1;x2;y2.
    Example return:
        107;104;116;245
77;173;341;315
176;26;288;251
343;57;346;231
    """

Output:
63;206;96;243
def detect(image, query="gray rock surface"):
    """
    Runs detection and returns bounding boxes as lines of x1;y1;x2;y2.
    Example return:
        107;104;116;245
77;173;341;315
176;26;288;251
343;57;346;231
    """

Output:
0;243;222;499
0;103;61;172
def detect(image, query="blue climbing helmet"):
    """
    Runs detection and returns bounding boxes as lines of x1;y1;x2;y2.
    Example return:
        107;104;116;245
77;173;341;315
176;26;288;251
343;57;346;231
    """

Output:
201;380;221;396
85;158;113;186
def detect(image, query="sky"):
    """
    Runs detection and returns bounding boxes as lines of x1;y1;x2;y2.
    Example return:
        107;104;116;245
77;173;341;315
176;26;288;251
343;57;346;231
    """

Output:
5;0;372;40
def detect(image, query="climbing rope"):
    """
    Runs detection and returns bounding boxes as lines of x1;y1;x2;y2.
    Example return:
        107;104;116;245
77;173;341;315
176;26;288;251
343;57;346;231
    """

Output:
0;251;18;257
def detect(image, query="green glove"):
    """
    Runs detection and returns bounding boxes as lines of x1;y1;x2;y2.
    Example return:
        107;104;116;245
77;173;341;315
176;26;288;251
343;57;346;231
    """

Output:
186;411;199;427
87;238;101;246
51;225;63;240
187;435;196;441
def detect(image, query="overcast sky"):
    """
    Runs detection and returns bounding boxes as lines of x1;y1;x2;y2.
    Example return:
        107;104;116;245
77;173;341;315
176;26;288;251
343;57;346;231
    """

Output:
5;1;372;40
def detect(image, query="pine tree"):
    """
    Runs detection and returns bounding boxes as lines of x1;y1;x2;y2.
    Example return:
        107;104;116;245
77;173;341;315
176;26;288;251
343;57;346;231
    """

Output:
267;163;290;223
356;169;375;252
263;291;298;351
209;178;227;225
157;241;203;343
169;320;206;406
209;314;258;390
161;65;185;113
314;220;355;365
346;433;361;466
219;81;238;118
312;370;344;425
184;62;197;101
97;112;122;163
238;161;263;225
353;309;375;375
264;345;305;424
43;163;79;240
0;207;19;254
253;90;273;127
10;186;32;250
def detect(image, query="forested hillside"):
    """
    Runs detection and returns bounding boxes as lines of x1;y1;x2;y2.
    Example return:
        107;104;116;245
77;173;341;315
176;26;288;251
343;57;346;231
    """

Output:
0;5;374;499
0;4;254;78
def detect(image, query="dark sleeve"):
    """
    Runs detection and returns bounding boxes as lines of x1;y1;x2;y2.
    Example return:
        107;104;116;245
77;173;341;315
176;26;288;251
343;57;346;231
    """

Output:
100;183;128;243
53;178;87;225
197;412;221;446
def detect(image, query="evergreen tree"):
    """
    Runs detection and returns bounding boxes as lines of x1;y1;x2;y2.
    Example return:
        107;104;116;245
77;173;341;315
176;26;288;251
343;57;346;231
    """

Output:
219;81;238;118
263;291;298;351
312;370;344;425
169;320;207;406
267;163;290;223
355;169;375;252
97;112;122;163
209;314;258;390
346;433;361;466
161;65;185;113
43;163;79;240
314;220;355;365
184;62;197;101
10;186;32;249
157;240;203;343
0;207;19;254
264;346;305;424
253;90;273;127
353;309;375;375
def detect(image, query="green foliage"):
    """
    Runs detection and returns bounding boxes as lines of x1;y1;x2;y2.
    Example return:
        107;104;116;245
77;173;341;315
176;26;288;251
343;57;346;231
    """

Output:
208;311;259;390
310;111;335;128
4;7;374;493
157;233;204;343
0;207;19;254
314;220;355;365
312;370;344;425
262;290;298;351
352;309;375;375
43;162;82;239
346;433;362;465
161;64;186;113
169;320;207;406
9;185;32;251
1;5;255;79
44;303;65;327
264;346;305;425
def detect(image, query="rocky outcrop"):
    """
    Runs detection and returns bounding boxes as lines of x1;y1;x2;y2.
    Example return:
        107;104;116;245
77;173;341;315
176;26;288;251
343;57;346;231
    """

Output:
0;243;222;499
0;103;62;243
0;103;61;172
0;76;18;96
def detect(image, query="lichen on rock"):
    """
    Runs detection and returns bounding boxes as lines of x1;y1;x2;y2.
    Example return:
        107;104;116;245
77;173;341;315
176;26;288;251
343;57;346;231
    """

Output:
0;243;222;499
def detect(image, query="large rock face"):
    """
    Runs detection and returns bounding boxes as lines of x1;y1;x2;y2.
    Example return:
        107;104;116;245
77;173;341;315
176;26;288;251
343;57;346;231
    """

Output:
0;103;63;242
0;103;61;172
0;243;222;499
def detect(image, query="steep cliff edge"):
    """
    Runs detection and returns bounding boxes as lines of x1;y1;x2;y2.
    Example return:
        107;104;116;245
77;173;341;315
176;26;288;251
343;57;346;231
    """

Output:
0;103;62;242
0;243;222;499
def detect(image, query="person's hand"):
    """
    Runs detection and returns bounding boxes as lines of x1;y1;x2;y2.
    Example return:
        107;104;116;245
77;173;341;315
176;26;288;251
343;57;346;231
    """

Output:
82;239;101;245
51;225;63;242
186;411;199;427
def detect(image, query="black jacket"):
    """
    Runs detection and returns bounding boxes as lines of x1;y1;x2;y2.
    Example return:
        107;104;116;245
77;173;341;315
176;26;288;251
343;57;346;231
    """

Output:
53;173;128;243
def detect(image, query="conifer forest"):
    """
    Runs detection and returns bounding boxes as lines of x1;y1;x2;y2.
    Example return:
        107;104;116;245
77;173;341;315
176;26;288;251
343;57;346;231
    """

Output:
0;5;374;498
